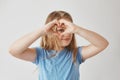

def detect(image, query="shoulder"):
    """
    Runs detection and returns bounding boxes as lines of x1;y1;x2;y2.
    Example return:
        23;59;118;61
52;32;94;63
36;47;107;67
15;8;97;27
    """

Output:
77;46;85;63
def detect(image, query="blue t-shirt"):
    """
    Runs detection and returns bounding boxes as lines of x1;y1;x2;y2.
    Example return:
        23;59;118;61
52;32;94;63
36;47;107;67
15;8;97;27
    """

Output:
32;46;84;80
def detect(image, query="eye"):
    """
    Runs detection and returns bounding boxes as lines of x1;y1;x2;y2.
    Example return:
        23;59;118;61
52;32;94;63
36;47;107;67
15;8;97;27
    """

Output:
57;29;64;33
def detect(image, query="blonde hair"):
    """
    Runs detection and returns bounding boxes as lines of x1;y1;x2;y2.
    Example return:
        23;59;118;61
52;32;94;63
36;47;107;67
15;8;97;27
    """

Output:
40;11;78;63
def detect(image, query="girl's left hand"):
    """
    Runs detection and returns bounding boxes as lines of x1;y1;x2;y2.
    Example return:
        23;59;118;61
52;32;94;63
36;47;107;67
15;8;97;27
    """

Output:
59;19;78;35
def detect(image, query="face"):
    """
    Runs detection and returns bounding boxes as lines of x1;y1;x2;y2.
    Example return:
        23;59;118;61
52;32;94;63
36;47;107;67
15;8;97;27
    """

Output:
55;25;73;48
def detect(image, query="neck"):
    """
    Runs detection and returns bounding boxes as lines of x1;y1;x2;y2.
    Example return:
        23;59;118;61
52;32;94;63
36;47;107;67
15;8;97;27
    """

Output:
54;47;65;52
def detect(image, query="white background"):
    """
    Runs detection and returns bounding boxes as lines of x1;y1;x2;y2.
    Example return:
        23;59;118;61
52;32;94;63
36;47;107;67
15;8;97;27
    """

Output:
0;0;120;80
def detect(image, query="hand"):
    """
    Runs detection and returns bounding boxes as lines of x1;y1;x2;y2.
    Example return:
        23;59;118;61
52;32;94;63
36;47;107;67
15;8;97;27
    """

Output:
59;19;77;35
43;19;60;36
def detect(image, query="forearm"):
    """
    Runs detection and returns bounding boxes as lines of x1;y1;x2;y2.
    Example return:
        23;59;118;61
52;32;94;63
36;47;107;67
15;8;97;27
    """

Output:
74;26;109;49
9;27;45;54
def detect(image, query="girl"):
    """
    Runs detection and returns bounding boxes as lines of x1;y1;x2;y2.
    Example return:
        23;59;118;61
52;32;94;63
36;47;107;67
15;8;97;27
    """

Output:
9;11;109;80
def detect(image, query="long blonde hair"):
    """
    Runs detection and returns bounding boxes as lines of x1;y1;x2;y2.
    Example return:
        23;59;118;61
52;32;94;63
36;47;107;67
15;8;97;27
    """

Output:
40;11;78;63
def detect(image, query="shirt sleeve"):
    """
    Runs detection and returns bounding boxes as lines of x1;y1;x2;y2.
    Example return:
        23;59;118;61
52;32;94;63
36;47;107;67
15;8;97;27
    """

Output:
32;46;43;65
77;46;85;64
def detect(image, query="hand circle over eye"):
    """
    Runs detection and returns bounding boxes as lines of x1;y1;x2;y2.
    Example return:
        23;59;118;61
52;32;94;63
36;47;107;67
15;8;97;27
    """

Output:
52;24;66;35
44;19;75;36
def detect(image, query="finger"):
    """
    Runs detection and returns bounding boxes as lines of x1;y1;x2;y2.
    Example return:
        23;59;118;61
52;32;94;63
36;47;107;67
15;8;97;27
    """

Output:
51;20;61;32
59;19;69;25
47;19;57;30
55;20;60;27
50;19;58;26
59;19;70;29
59;19;64;26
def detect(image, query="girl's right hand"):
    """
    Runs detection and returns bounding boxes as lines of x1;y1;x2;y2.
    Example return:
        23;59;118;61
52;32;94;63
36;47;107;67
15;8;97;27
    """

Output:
42;19;60;36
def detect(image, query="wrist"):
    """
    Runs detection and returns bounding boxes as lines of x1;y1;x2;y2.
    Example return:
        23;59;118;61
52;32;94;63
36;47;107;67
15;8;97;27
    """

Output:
38;27;47;36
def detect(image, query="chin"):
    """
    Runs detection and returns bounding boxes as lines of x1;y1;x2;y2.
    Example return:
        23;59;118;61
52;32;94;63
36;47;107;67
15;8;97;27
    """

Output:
61;43;70;47
60;39;72;47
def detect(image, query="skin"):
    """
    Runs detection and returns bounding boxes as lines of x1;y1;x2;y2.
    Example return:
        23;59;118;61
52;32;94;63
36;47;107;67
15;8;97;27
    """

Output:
54;23;73;49
9;19;109;62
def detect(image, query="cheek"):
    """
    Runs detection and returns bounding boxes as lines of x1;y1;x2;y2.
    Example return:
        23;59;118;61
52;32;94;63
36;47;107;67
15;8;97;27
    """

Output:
58;36;62;40
57;34;73;42
61;37;72;44
61;40;71;47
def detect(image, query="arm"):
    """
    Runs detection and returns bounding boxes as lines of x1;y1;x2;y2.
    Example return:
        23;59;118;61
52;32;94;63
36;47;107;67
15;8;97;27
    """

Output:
74;26;109;61
9;28;45;62
59;19;109;61
9;19;58;62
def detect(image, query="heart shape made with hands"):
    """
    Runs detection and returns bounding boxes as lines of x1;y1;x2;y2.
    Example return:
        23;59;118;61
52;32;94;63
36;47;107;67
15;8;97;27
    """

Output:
51;22;66;33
